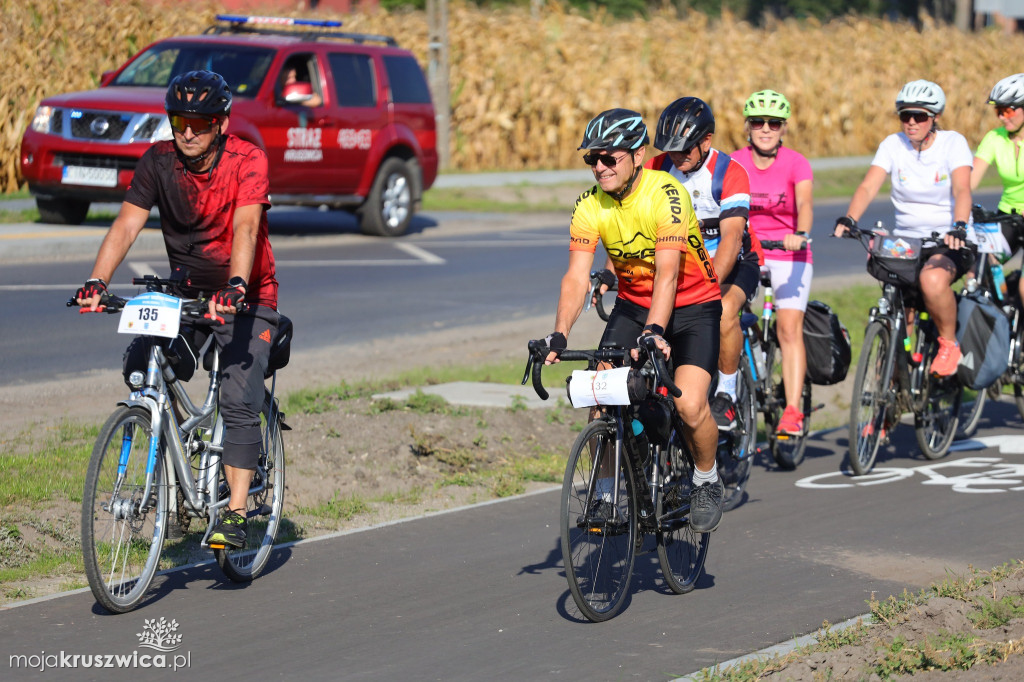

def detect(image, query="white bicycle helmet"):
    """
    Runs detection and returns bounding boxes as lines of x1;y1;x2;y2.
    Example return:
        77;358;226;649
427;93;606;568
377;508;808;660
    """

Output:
988;74;1024;107
895;80;945;115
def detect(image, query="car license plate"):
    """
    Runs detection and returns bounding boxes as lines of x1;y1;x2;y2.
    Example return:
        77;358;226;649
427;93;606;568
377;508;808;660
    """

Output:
62;165;117;188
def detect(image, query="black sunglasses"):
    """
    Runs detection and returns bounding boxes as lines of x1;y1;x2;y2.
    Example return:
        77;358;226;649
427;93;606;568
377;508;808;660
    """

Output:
898;111;932;124
748;118;784;131
582;152;628;168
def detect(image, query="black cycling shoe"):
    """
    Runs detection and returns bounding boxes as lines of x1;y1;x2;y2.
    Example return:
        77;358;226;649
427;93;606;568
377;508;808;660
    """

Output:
208;510;246;548
689;480;724;533
710;392;738;431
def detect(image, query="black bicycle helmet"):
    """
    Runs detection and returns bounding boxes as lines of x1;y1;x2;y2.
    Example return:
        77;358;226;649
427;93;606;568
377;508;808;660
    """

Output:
578;108;649;150
165;70;233;117
654;97;715;152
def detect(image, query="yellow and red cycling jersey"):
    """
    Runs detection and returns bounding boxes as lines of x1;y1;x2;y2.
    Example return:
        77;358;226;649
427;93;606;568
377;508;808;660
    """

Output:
570;168;720;308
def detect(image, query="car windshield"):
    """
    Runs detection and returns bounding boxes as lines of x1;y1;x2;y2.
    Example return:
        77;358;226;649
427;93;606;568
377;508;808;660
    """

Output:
112;42;275;97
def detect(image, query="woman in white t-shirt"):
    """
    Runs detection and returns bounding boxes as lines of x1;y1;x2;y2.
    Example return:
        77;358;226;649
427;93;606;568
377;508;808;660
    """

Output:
832;80;973;377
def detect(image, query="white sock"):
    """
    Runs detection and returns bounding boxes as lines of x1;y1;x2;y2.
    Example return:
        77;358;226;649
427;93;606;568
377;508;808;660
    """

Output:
692;464;719;486
596;477;613;502
717;371;738;400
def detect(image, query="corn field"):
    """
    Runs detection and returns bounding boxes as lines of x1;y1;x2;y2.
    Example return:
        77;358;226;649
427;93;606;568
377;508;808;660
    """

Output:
3;0;1022;192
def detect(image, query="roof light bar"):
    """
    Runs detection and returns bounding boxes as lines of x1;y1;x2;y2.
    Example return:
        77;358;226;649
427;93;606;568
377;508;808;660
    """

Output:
215;14;343;28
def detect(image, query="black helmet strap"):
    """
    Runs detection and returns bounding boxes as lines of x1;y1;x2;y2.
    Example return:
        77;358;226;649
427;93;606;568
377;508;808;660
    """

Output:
177;130;227;174
608;152;642;203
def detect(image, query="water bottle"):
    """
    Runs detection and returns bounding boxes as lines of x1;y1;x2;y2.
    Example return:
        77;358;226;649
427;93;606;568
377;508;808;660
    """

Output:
631;418;650;463
991;263;1007;302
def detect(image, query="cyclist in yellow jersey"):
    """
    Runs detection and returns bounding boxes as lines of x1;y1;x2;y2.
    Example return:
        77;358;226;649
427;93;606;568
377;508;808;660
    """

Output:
543;108;725;533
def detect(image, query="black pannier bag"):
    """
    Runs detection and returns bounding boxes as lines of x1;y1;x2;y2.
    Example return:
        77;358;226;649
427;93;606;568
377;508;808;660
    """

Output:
956;291;1010;390
802;300;852;385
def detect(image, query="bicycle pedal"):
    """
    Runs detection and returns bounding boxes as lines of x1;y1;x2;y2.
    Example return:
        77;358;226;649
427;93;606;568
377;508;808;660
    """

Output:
254;504;272;516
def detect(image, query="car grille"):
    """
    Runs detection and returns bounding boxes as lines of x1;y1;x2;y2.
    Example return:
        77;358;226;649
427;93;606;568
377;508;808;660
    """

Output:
55;108;165;143
69;112;131;140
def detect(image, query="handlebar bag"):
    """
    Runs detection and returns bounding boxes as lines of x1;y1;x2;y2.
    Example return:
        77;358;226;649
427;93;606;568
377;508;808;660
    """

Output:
956;291;1010;390
866;235;922;286
802;300;852;386
566;366;647;407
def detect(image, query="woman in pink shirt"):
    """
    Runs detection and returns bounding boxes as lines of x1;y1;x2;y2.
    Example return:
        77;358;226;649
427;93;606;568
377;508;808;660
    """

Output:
732;90;814;436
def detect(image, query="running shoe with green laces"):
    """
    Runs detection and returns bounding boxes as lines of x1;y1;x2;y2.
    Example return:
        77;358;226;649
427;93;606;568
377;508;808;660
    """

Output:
208;510;246;548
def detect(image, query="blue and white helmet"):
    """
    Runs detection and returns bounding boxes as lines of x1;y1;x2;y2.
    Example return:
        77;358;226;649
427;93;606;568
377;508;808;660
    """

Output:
578;108;649;151
895;80;945;115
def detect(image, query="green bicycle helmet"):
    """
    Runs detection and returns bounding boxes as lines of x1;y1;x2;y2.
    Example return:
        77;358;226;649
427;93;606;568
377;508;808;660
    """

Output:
743;90;792;120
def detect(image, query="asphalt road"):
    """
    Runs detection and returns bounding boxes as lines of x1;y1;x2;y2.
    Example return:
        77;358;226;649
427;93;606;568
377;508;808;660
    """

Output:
2;400;1023;680
1;190;1000;386
1;185;1018;681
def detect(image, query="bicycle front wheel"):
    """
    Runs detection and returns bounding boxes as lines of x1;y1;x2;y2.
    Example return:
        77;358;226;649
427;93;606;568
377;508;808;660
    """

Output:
658;434;710;594
216;392;287;582
717;361;755;510
82;406;168;614
560;419;637;622
764;340;811;470
915;347;962;459
849;321;892;476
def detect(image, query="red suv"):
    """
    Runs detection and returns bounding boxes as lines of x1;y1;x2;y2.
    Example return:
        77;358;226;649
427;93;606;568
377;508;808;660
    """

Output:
20;15;438;236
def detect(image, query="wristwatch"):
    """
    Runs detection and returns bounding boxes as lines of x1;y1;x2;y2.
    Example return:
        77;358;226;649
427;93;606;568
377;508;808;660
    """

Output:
227;276;247;290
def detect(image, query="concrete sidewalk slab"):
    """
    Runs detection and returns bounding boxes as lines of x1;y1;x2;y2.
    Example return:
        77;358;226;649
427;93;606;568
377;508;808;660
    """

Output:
372;381;557;409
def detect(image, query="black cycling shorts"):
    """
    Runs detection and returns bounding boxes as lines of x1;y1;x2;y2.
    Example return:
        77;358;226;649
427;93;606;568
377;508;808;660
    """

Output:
600;297;722;376
722;254;760;300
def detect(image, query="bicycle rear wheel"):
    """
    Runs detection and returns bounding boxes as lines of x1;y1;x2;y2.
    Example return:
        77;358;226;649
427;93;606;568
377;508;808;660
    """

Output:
215;392;287;582
764;340;812;470
658;434;710;594
717;361;755;510
849;321;892;476
560;419;637;622
81;406;168;614
955;387;986;440
914;346;962;459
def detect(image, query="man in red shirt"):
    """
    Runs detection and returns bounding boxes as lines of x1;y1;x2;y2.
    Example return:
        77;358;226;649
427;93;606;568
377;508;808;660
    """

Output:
75;70;280;549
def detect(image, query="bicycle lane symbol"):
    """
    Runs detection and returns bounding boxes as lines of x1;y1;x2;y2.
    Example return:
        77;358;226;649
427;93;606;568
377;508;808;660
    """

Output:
795;456;1024;493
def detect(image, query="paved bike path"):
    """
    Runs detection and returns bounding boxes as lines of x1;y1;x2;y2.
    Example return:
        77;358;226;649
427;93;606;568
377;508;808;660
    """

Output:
3;400;1022;680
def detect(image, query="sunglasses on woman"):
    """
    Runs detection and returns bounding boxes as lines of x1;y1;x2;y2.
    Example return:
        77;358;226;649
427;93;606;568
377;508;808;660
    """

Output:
898;111;931;124
996;105;1020;118
748;118;784;131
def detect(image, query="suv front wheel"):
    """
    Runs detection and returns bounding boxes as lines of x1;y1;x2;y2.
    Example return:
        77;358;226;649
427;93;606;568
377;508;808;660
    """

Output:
358;158;415;237
37;198;90;225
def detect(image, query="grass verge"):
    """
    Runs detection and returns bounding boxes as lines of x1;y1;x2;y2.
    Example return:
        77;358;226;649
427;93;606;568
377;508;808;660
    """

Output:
690;561;1024;681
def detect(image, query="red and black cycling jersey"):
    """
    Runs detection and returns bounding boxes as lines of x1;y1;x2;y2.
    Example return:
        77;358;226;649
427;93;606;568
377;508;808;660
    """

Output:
125;135;278;309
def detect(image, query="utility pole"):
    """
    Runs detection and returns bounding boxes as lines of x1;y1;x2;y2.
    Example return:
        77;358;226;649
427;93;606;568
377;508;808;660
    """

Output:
954;0;971;30
427;0;451;171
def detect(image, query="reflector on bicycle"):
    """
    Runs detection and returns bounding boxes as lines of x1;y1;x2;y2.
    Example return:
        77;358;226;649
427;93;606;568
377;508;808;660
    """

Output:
117;292;181;338
567;367;643;407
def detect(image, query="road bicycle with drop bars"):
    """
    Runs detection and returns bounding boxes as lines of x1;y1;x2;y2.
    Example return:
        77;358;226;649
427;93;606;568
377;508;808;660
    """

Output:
523;336;710;622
